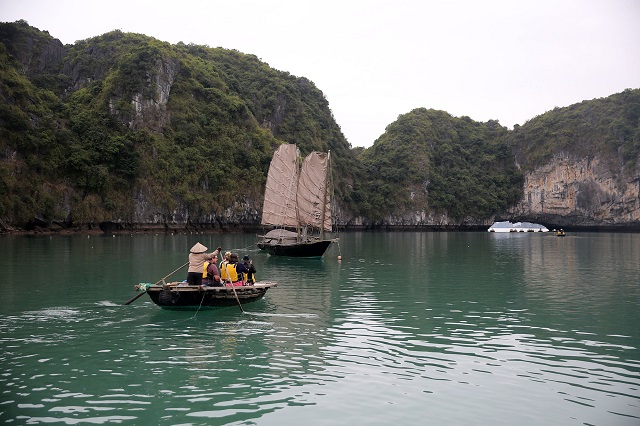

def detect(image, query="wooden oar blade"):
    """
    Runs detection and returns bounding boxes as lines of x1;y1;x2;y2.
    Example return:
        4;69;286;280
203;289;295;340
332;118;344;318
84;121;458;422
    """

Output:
122;261;189;306
123;291;146;305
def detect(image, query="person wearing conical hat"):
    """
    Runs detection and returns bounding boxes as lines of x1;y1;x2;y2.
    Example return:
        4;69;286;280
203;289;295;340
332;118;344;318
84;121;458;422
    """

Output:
186;242;221;286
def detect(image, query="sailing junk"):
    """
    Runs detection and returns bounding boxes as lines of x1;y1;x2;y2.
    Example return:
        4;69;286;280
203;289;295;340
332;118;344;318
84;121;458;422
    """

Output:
258;144;336;257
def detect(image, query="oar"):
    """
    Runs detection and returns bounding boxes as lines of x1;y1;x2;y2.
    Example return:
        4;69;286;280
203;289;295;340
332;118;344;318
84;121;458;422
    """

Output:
225;263;245;313
230;283;245;313
123;290;147;306
123;261;190;305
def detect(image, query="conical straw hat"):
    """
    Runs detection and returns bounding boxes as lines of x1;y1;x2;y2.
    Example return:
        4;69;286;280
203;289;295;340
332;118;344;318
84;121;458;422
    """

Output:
190;242;208;253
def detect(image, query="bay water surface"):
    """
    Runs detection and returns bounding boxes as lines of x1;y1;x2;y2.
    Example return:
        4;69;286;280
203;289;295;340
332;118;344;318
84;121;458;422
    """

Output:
1;231;639;425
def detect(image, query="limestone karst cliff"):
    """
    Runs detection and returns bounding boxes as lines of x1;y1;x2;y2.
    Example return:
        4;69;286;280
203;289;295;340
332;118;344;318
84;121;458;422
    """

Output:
503;89;640;230
507;154;639;229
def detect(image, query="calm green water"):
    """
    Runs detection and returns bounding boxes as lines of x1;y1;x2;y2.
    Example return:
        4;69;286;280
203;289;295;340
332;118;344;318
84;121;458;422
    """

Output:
1;232;639;425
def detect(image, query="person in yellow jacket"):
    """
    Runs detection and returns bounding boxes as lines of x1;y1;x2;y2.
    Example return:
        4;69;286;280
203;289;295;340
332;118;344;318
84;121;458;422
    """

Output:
202;254;222;287
242;255;257;284
219;251;231;282
186;242;221;286
224;253;250;286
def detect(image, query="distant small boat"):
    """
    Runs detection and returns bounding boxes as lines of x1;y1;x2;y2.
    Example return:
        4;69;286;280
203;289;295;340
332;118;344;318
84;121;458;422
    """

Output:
556;229;566;237
135;281;277;310
488;221;548;233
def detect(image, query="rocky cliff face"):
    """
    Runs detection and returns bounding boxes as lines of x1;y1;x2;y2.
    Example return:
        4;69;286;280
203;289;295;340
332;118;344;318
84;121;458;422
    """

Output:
506;154;640;229
341;154;640;231
0;29;66;78
108;56;180;132
68;154;640;233
342;212;492;230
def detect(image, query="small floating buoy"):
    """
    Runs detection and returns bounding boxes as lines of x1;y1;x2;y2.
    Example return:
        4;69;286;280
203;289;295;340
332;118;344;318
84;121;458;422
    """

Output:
337;255;342;261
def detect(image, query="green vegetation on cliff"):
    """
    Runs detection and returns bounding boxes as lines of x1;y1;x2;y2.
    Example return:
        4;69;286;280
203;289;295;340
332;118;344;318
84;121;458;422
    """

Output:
511;89;640;175
353;109;523;221
0;22;357;228
1;20;637;230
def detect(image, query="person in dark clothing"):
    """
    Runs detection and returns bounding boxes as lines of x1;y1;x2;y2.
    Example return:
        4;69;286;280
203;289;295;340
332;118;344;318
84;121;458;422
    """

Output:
242;255;257;284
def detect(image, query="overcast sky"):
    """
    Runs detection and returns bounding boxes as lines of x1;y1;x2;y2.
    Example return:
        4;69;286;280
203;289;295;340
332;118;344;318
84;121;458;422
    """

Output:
2;0;639;147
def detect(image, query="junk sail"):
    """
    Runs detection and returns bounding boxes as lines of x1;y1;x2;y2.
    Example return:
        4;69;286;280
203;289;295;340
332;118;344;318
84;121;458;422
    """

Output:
260;144;299;229
297;151;331;233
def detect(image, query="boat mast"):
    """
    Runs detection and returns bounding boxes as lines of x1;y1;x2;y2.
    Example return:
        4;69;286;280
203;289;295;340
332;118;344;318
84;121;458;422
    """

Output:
320;150;330;241
295;147;301;241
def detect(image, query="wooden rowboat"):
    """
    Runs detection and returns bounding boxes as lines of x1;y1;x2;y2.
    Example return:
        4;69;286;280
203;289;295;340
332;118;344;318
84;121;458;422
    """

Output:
134;281;277;310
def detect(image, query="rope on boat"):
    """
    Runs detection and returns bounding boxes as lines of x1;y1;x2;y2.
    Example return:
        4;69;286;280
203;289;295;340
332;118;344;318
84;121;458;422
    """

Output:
188;291;207;320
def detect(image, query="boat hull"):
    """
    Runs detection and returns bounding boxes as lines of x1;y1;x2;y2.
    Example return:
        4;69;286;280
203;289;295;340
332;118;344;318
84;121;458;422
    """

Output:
257;240;333;257
144;281;276;310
